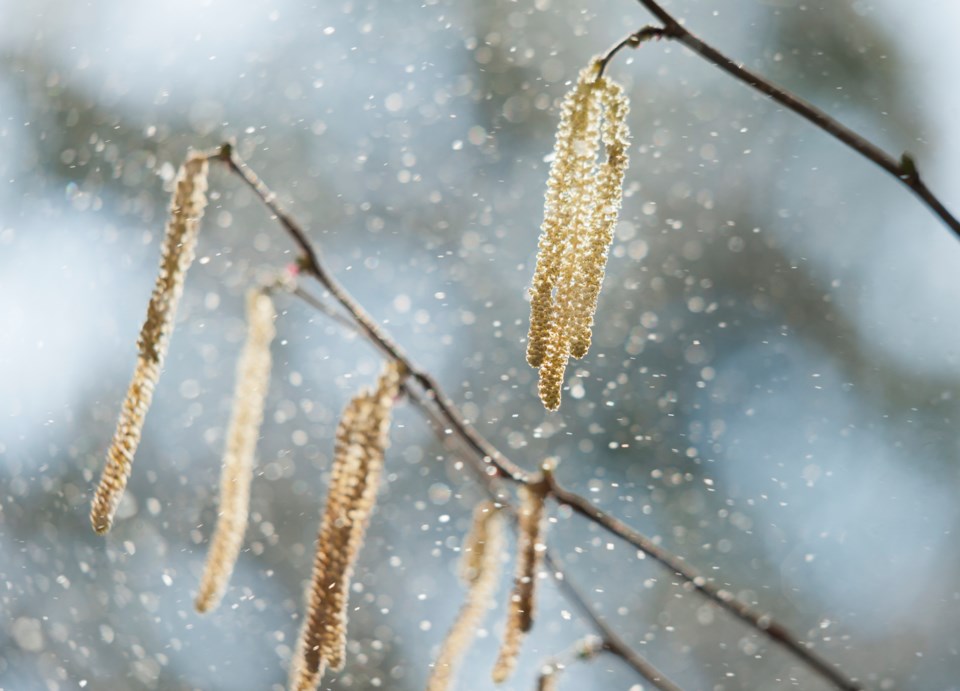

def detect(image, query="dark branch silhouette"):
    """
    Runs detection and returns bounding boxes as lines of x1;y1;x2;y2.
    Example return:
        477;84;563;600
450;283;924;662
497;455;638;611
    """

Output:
210;144;863;691
609;0;960;237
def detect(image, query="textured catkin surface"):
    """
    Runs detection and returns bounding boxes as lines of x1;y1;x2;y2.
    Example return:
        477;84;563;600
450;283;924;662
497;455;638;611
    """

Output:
195;290;276;613
90;152;209;535
492;483;548;683
426;501;505;691
289;362;403;691
526;62;630;411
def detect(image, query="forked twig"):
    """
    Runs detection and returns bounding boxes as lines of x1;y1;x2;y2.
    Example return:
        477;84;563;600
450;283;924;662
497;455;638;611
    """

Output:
211;147;863;691
610;1;959;236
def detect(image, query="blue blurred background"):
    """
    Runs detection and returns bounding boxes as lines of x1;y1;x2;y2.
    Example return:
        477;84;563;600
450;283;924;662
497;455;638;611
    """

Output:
2;0;959;689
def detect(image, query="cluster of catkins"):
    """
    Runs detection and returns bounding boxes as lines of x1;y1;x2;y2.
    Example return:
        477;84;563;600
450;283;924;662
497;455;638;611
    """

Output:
527;59;631;411
289;361;404;690
426;478;550;691
91;53;633;691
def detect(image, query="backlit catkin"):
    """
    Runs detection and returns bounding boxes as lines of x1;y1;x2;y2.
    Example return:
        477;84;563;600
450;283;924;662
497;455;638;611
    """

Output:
90;152;209;534
537;664;560;691
195;290;276;613
426;501;505;691
290;361;403;691
492;483;548;683
527;61;630;411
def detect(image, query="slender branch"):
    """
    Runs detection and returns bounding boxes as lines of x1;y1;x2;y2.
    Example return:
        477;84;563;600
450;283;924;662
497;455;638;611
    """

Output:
212;148;863;691
614;3;960;236
546;479;861;691
216;143;531;485
543;552;685;691
596;25;668;78
291;283;683;691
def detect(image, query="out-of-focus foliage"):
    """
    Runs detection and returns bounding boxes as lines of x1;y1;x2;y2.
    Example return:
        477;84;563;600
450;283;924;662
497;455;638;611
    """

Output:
1;0;959;689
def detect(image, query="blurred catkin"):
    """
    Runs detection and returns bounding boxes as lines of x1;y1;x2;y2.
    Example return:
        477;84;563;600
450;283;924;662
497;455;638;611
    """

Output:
290;361;403;691
527;61;630;411
427;501;505;691
90;151;209;535
535;636;603;691
492;483;549;683
537;665;559;691
195;290;276;613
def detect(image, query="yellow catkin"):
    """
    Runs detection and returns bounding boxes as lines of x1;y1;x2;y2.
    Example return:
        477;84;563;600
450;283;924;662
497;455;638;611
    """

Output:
289;362;403;691
569;78;630;358
526;61;631;411
426;501;505;691
492;483;548;683
91;151;209;534
195;290;276;613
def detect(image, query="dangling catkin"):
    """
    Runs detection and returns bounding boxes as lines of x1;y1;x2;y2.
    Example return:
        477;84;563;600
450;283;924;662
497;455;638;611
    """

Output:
195;290;276;613
527;71;601;371
526;61;630;411
290;361;403;691
535;636;603;691
492;483;549;683
569;79;630;359
91;151;209;534
537;664;560;691
426;501;505;691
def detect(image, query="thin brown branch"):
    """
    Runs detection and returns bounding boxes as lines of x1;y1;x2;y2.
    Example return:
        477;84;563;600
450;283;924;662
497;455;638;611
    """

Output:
215;151;863;690
546;479;862;691
288;285;684;691
543;552;684;691
216;143;531;485
596;25;668;78
615;3;960;236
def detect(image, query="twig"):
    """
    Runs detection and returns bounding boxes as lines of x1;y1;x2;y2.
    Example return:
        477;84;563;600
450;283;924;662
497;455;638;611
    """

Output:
610;3;960;236
215;143;531;485
546;479;861;691
596;25;668;78
211;148;862;691
288;286;683;691
543;552;684;691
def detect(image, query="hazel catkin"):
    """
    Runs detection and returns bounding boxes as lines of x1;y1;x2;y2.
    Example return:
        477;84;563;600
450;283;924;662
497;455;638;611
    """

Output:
492;482;549;683
526;61;631;411
289;361;403;691
195;289;276;613
426;501;505;691
91;151;209;535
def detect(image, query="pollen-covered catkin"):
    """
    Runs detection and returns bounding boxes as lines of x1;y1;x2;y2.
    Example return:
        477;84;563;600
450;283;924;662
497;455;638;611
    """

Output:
427;501;505;691
569;78;630;359
90;151;209;535
535;636;603;691
527;72;600;371
492;483;548;683
526;61;630;411
195;290;276;613
289;361;403;691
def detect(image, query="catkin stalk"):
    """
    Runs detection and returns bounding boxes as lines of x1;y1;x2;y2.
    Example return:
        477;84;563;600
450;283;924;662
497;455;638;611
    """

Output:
492;483;549;683
289;362;403;691
91;152;209;534
195;290;276;613
426;501;505;691
526;61;631;411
